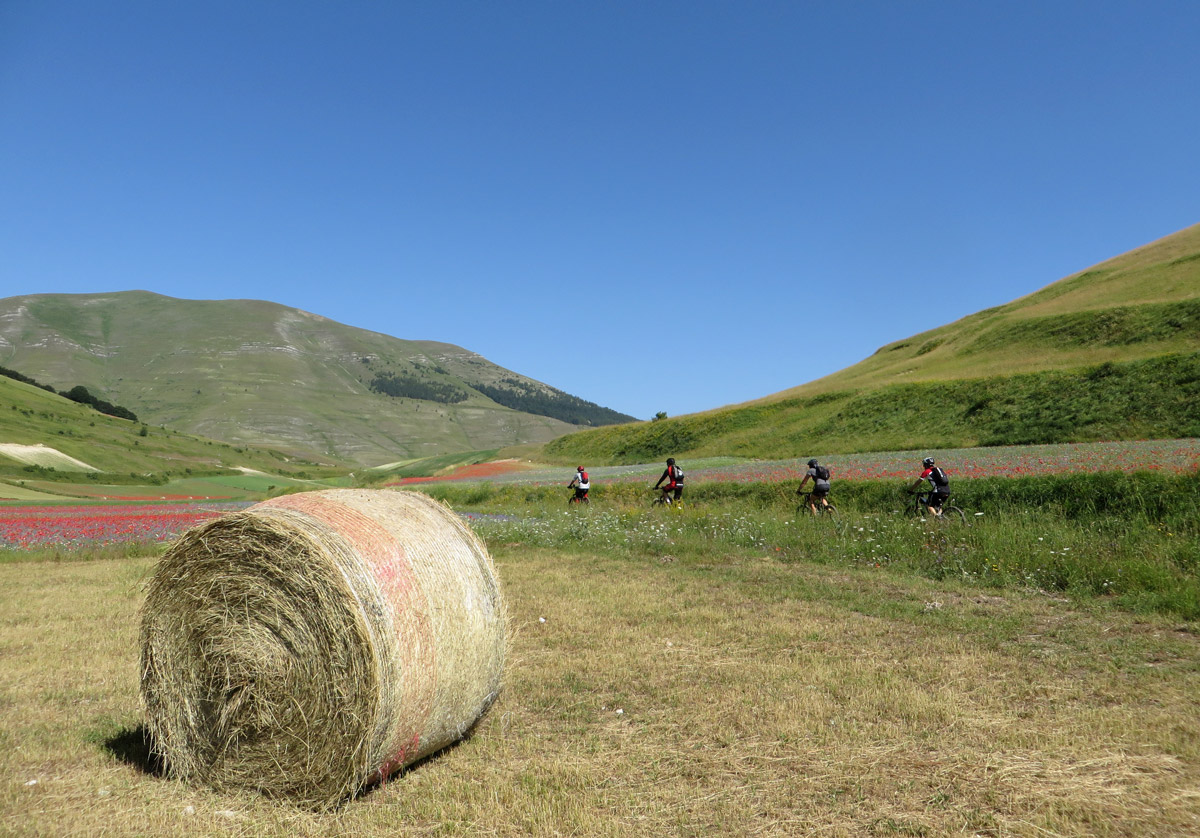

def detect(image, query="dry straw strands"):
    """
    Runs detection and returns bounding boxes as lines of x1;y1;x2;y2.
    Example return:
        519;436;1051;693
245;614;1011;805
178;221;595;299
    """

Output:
139;489;507;808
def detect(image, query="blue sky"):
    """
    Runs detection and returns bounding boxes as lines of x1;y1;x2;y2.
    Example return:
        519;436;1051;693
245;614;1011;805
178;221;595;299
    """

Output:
2;1;1198;420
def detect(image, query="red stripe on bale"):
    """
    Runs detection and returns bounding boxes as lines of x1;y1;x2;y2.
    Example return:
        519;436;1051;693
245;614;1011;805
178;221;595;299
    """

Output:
260;493;439;768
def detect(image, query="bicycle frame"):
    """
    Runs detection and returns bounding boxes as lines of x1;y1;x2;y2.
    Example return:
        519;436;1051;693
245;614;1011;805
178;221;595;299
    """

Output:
797;492;836;517
907;490;965;523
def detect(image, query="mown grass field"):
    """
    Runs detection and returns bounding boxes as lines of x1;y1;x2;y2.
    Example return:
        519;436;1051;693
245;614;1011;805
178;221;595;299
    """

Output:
2;469;1198;836
3;545;1198;836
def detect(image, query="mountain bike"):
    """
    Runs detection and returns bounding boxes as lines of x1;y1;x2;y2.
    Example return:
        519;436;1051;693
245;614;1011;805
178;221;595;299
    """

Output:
796;489;844;528
652;488;683;509
568;485;589;506
796;492;838;520
906;491;966;524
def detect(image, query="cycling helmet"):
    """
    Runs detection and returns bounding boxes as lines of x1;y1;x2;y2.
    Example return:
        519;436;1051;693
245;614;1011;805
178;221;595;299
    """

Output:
923;457;935;467
807;458;818;467
667;457;675;465
577;466;585;472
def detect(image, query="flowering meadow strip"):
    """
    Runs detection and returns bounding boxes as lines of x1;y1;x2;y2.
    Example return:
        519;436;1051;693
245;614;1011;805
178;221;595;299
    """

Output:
0;502;251;549
694;439;1200;484
384;460;531;486
410;439;1200;488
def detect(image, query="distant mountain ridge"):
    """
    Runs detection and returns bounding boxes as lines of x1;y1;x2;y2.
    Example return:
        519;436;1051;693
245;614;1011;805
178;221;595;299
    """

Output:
0;291;635;466
545;222;1200;464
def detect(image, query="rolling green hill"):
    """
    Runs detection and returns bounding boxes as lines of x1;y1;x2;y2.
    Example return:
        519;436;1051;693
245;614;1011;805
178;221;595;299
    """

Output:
0;374;331;481
0;292;635;466
546;222;1200;464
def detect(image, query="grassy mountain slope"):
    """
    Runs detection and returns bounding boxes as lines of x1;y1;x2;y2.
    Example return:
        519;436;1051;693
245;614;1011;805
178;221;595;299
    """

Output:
780;221;1200;397
546;223;1200;464
0;292;634;466
0;375;330;479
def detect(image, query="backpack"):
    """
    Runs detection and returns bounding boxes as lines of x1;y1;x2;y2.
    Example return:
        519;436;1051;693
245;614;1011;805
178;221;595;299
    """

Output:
672;465;685;483
929;466;949;488
815;465;830;481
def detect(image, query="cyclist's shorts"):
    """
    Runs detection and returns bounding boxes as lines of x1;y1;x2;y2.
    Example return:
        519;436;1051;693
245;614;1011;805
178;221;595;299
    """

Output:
574;487;589;499
812;485;830;498
928;490;950;508
670;486;683;500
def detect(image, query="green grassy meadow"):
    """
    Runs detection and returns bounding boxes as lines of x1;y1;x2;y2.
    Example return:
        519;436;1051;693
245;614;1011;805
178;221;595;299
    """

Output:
429;470;1200;621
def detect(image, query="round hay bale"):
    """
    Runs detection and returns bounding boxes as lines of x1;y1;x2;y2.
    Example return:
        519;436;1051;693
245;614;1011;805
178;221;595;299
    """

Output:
139;489;506;807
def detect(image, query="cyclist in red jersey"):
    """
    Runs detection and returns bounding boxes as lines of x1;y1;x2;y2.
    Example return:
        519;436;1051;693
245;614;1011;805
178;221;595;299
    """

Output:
654;457;684;505
910;457;951;516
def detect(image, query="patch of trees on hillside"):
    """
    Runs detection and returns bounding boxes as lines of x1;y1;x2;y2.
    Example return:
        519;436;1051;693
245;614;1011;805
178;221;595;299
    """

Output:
0;366;55;392
368;371;468;404
474;377;636;426
0;366;139;422
61;385;139;422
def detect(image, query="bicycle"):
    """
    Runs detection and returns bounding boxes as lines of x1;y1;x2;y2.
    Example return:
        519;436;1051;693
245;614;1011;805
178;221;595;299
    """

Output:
652;488;683;509
796;492;838;520
906;490;966;524
567;482;589;506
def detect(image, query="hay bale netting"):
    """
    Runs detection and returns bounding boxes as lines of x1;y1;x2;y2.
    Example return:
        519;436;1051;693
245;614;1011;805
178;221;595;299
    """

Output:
139;489;506;807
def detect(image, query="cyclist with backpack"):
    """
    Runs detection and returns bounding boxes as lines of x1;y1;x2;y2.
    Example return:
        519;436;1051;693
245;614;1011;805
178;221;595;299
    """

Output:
568;466;590;503
654;457;685;506
911;457;951;516
797;458;832;514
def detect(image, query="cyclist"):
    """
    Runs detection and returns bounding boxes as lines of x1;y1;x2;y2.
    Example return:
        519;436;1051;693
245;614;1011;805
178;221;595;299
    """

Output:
568;466;590;503
797;458;832;514
654;457;685;506
911;457;951;517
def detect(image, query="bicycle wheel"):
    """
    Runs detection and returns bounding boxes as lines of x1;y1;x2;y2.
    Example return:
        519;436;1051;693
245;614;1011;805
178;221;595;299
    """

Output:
941;505;966;524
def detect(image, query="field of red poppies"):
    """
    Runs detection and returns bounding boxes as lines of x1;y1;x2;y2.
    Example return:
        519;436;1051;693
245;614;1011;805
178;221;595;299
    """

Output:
386;459;527;485
0;501;250;550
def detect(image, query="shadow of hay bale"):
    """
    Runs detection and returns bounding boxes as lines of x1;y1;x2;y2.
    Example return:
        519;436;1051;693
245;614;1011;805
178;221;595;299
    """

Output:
103;725;166;777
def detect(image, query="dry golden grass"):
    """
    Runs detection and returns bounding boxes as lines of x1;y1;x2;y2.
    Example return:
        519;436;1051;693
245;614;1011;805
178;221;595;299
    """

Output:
2;547;1198;836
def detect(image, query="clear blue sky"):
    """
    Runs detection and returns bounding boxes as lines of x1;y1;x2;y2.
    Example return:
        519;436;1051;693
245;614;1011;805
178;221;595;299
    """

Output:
2;1;1198;420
